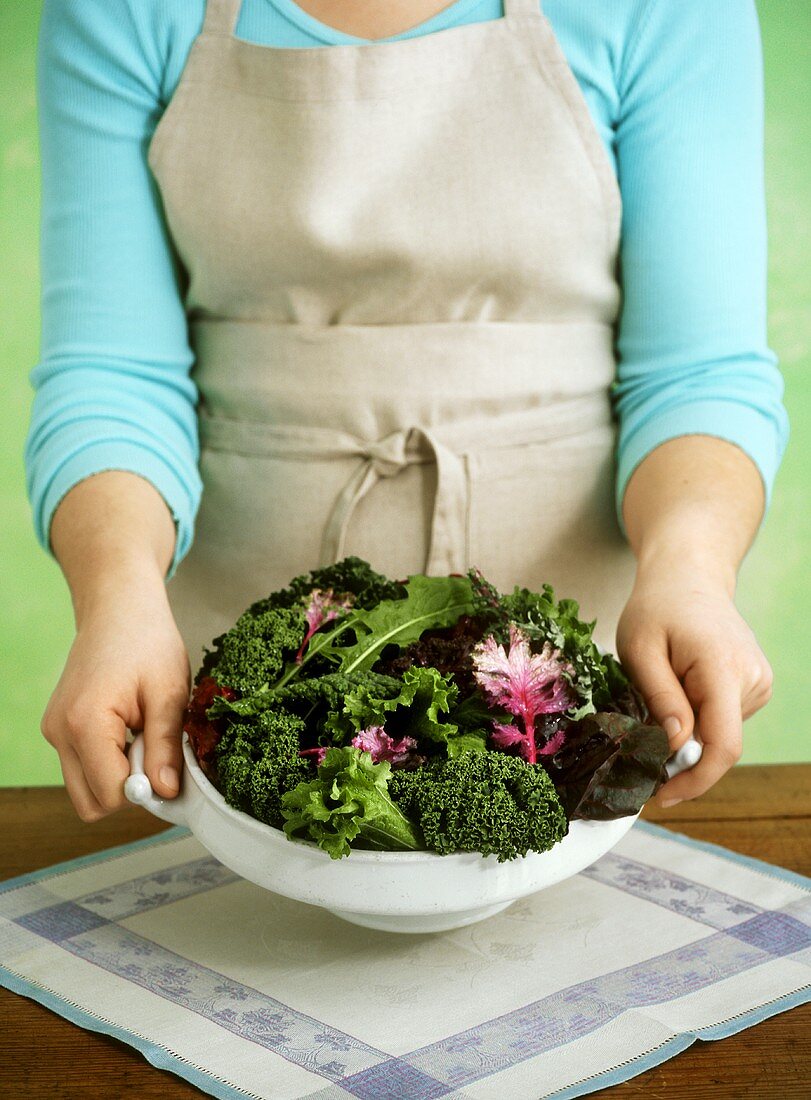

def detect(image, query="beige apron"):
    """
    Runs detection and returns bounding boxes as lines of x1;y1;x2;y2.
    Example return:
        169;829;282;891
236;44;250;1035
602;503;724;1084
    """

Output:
146;0;637;667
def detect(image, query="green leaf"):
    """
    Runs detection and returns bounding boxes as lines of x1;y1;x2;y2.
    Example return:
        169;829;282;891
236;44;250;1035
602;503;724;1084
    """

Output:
271;574;476;693
280;746;424;859
445;730;488;757
324;574;477;675
323;666;490;761
207;690;270;719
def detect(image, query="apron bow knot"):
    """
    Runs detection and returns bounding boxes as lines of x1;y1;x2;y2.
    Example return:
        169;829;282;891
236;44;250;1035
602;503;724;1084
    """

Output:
320;424;468;577
364;429;412;478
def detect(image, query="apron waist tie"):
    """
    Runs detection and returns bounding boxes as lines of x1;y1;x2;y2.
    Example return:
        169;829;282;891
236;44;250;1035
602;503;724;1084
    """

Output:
320;426;467;576
197;390;612;579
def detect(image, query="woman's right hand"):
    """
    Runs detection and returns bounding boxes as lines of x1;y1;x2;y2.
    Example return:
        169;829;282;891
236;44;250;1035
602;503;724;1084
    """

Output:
43;471;189;822
40;575;191;823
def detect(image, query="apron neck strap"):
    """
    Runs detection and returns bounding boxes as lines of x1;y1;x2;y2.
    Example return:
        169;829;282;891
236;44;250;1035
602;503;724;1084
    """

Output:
202;0;242;37
503;0;545;20
201;1;543;38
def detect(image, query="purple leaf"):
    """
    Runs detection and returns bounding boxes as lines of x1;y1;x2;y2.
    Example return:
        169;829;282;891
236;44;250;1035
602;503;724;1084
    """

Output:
351;726;423;768
296;588;354;663
471;624;575;763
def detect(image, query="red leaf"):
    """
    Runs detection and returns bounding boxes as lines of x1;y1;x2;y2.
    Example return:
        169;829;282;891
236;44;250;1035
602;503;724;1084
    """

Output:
183;675;238;783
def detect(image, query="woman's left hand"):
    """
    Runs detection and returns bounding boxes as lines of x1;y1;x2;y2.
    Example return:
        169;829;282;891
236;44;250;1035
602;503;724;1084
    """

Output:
616;561;773;807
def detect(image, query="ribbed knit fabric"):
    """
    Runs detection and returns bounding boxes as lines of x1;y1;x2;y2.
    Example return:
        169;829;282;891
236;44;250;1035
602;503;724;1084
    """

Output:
24;0;790;580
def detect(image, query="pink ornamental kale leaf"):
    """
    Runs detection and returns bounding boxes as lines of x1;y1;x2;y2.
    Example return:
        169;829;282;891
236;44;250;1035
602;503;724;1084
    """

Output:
296;587;355;663
472;623;575;764
491;721;568;757
350;726;423;769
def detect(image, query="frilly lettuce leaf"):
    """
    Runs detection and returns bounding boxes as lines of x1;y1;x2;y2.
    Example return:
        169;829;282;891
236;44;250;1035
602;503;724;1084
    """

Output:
280;746;423;859
324;665;487;758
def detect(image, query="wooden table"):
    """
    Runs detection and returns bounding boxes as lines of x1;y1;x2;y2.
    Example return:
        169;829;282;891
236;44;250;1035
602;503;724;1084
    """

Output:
1;764;808;1097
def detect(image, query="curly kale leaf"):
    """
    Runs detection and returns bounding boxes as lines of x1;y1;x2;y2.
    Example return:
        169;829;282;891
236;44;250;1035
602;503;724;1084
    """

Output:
388;750;568;862
205;606;307;695
194;558;405;685
325;665;455;740
262;556;407;613
280;746;423;859
214;708;310;829
208;670;402;732
274;671;402;728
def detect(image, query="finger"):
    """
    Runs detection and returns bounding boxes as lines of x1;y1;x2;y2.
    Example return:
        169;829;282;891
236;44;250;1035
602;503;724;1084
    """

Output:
72;711;133;815
620;634;695;750
656;677;742;805
142;681;188;799
58;742;107;823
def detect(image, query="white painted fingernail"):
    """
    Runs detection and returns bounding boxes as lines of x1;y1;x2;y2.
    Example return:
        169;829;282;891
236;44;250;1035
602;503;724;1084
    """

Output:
659;797;682;808
159;765;179;791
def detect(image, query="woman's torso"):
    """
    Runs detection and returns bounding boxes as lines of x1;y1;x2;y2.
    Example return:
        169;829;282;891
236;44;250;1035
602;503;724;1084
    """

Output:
147;0;637;666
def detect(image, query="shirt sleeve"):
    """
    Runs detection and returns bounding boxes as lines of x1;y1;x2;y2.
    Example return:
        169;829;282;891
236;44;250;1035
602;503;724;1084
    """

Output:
611;0;789;530
23;0;203;582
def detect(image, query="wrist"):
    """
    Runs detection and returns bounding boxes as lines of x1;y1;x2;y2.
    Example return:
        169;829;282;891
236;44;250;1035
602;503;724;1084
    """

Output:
621;438;764;602
50;472;178;622
633;539;738;599
71;556;169;630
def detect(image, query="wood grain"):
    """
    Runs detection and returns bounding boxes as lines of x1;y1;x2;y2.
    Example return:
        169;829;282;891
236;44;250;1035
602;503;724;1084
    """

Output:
0;764;808;1098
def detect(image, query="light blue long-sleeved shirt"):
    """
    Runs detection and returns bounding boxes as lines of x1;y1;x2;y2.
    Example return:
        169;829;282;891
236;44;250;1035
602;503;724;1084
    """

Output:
25;0;790;581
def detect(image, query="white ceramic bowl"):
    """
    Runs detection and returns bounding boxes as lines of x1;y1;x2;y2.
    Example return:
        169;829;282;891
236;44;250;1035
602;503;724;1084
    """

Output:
124;730;700;933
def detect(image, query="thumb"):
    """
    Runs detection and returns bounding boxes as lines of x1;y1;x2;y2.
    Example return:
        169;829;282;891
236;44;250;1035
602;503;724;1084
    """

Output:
619;634;695;751
142;680;188;799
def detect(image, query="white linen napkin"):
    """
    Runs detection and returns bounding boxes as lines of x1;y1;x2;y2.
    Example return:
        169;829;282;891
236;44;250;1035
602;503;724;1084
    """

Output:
1;820;808;1100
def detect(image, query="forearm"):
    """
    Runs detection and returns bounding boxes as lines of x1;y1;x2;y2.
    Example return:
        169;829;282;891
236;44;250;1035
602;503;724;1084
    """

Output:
621;435;766;596
49;471;177;628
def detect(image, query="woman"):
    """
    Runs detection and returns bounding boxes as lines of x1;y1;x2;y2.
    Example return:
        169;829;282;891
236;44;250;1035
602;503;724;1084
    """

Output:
25;0;788;823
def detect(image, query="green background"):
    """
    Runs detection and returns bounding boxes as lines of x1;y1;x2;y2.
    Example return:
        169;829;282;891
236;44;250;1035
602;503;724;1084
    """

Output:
1;1;808;785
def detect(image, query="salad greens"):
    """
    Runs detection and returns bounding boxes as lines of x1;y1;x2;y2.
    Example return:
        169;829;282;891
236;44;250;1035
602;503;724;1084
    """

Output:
280;746;423;859
498;584;621;721
215;707;310;828
324;665;487;758
273;572;477;687
209;606;306;695
183;556;671;861
539;711;671;820
388;751;568;862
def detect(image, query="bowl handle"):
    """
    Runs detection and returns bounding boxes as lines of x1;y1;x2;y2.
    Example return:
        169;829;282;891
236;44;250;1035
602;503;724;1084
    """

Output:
123;731;189;826
664;736;703;780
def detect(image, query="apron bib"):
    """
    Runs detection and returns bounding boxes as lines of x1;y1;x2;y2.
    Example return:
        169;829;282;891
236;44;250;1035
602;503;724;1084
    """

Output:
146;0;637;666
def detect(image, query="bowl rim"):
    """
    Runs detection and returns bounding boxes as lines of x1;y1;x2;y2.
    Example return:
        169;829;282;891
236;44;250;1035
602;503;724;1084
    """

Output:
182;731;628;866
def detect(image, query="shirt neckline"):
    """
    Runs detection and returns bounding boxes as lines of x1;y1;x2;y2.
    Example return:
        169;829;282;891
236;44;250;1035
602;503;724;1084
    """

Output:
264;0;493;47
